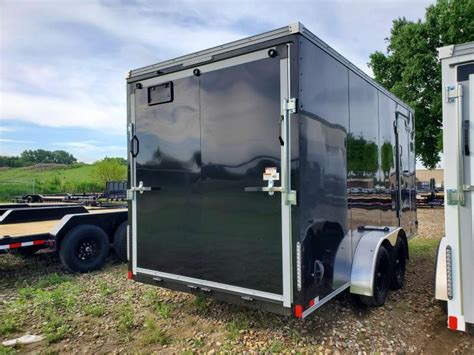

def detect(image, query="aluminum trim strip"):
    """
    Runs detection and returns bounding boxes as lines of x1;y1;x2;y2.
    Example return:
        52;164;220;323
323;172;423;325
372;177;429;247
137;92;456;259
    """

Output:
302;282;351;318
139;48;276;88
280;46;293;308
136;267;285;303
130;92;138;275
130;26;293;76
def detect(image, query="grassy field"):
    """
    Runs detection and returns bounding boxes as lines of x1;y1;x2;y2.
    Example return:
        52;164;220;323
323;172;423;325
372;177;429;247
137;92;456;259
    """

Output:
0;164;102;201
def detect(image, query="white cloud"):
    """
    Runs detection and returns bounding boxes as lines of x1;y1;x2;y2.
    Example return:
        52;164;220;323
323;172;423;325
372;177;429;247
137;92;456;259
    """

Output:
51;140;126;163
0;90;125;134
0;138;33;144
0;127;15;133
55;140;124;153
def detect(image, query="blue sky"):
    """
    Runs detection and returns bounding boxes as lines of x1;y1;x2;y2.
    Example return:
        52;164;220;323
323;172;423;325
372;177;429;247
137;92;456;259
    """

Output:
0;0;433;163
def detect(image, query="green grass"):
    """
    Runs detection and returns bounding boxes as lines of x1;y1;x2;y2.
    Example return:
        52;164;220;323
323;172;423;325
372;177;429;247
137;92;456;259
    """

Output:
140;317;172;346
0;345;16;355
225;319;249;341
0;164;102;201
98;281;117;297
193;294;210;312
270;339;284;353
83;303;106;317
35;273;73;289
0;314;18;336
116;303;135;333
0;275;81;342
409;237;440;259
154;300;172;319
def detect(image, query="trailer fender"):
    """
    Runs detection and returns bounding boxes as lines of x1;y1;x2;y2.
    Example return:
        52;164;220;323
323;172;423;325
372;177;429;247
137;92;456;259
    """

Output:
350;227;400;296
52;210;128;250
434;236;448;301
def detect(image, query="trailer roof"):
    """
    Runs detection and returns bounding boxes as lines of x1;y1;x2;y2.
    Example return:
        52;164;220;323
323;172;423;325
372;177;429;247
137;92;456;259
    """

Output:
438;41;474;60
129;22;413;113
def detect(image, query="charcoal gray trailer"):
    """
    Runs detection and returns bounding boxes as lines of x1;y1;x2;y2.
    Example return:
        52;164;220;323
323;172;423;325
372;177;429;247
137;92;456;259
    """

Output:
435;42;474;333
126;22;417;317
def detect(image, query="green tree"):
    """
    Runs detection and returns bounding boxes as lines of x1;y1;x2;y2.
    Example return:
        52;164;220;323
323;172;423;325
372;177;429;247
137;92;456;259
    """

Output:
91;157;127;186
19;149;77;164
369;0;474;168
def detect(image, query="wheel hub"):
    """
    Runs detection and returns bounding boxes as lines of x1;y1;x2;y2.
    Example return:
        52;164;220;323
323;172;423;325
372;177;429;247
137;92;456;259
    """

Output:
77;240;98;261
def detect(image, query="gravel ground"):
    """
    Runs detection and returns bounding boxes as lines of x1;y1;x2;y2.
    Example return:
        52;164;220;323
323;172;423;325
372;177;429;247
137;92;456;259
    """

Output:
1;208;473;353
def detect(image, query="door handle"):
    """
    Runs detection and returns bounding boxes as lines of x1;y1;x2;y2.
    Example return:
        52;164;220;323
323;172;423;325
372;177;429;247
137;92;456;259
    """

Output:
245;186;283;195
245;180;297;204
129;181;161;194
130;135;140;158
245;179;281;196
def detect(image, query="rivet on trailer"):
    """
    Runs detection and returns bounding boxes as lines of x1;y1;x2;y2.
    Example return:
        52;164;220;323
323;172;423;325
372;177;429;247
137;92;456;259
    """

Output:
126;22;417;317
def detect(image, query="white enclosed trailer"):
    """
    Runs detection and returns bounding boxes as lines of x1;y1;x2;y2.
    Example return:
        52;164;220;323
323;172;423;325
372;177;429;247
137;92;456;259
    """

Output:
436;42;474;333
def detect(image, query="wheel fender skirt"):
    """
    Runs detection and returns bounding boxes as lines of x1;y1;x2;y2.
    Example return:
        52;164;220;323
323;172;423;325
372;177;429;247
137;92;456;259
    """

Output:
434;237;448;301
350;227;400;297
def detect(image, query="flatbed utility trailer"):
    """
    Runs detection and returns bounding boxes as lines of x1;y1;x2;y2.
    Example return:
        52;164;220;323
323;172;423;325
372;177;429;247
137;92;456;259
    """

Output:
435;42;474;333
126;22;417;318
0;204;128;272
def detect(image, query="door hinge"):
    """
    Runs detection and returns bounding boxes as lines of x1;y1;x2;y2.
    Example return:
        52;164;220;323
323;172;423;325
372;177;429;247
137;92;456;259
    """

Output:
445;85;463;103
284;191;297;205
126;189;135;201
283;98;297;114
463;185;474;192
447;189;465;206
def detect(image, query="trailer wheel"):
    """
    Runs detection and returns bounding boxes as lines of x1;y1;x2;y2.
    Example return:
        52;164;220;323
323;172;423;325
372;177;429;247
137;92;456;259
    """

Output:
390;237;407;290
359;245;390;307
113;221;128;262
59;225;109;273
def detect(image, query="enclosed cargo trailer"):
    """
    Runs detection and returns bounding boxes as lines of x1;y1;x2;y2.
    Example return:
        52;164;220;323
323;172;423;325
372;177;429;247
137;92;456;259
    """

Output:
435;41;474;333
126;23;417;318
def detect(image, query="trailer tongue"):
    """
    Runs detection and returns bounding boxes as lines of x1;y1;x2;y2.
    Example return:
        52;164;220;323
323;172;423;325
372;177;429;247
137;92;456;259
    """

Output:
127;23;417;317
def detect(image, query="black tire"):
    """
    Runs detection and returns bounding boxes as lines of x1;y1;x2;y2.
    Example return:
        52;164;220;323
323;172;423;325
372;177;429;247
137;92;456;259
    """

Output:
439;300;448;314
59;225;109;273
390;237;407;290
359;245;390;307
113;221;128;262
10;245;43;258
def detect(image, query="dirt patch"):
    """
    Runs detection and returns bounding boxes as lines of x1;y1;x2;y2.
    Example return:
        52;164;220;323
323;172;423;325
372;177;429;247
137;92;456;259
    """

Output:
1;209;473;353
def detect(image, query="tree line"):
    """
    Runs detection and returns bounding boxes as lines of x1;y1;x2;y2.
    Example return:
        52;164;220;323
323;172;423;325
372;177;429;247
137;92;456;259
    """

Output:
0;149;77;167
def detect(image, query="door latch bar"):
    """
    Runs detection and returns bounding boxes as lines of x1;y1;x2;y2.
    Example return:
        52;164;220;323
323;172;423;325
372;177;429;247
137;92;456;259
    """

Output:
445;85;463;103
127;181;161;199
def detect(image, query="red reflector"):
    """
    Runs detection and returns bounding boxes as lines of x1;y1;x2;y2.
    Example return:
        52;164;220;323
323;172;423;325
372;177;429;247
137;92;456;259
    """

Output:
33;240;45;245
10;243;21;249
295;305;303;318
448;316;458;330
127;271;133;280
309;299;315;307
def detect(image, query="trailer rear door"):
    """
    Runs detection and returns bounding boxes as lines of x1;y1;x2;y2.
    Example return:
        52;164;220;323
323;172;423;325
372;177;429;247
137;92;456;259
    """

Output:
129;46;293;305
